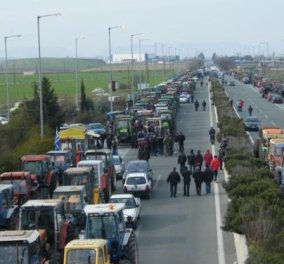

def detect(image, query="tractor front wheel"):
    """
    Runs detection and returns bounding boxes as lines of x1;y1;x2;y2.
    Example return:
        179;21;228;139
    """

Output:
124;233;138;264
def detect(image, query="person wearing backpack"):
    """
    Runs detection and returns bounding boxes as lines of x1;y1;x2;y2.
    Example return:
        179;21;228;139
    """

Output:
203;165;213;194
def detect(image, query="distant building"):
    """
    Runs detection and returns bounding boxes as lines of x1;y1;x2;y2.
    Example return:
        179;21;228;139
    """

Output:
112;53;145;63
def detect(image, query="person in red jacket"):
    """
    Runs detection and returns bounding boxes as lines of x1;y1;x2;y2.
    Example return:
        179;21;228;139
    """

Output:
210;155;220;182
203;150;213;167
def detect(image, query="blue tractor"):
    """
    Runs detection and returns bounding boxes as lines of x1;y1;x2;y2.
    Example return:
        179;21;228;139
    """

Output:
83;203;138;264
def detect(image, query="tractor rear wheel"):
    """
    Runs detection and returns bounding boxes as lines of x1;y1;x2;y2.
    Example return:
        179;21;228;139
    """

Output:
124;233;138;264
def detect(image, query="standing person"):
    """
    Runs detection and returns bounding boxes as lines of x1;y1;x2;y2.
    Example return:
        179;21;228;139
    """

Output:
202;100;206;111
178;132;186;152
167;167;181;197
187;149;196;172
204;149;213;167
142;147;150;163
248;105;253;116
210;155;220;182
209;127;216;144
240;99;244;111
194;99;199;111
193;166;203;196
195;150;203;170
203;165;213;194
218;147;225;170
182;166;191;197
178;151;187;173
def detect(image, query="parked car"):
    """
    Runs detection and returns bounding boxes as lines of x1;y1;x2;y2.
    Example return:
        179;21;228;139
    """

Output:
87;122;106;135
122;160;153;183
113;155;125;179
244;116;261;131
179;93;190;103
0;116;8;125
229;81;236;86
110;193;141;228
272;94;283;104
123;172;152;199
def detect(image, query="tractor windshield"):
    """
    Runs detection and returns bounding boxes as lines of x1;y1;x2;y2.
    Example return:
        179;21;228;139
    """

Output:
0;179;28;194
87;215;117;239
117;120;129;128
53;193;83;210
66;249;96;264
0;243;28;264
64;174;89;186
22;161;42;176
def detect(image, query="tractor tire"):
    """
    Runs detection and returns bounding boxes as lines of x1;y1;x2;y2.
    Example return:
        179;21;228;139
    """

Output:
112;172;117;192
124;233;138;264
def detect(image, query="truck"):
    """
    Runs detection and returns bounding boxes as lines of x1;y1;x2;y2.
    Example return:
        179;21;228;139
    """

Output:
63;239;112;264
83;203;138;264
0;171;39;205
0;230;45;263
19;199;78;263
20;154;58;197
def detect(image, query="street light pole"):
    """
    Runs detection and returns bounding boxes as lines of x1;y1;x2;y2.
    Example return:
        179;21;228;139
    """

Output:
75;36;84;110
4;34;21;120
138;38;149;94
161;44;165;80
37;12;61;137
130;33;143;105
108;26;123;112
154;42;158;86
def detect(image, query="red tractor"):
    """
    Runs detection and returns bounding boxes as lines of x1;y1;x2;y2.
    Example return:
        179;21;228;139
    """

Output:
0;171;40;205
20;155;58;197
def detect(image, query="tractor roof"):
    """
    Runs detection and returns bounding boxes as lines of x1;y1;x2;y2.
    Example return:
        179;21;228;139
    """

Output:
263;128;284;135
21;199;62;209
84;203;125;215
65;239;107;249
0;171;30;179
64;167;93;174
47;150;71;155
0;230;39;244
54;185;85;193
21;155;50;162
77;160;103;166
0;184;13;192
85;149;111;155
270;138;284;144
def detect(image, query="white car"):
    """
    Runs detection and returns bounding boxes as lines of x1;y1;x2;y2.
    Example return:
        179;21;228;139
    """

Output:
110;194;141;229
0;116;8;125
112;155;125;179
179;94;190;103
123;172;152;199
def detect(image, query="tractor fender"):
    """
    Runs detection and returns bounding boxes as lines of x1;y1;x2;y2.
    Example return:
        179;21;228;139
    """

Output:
59;221;69;250
122;228;133;246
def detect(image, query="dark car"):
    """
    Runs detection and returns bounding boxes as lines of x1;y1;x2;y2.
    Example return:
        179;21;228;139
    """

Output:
244;116;261;131
272;94;283;104
229;81;236;86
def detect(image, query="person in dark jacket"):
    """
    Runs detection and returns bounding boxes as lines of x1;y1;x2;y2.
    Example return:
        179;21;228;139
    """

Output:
178;132;186;152
195;150;203;170
178;151;187;173
187;149;196;172
194;100;199;111
209;127;216;144
167;167;181;197
182;166;191;197
193;166;203;196
203;165;213;194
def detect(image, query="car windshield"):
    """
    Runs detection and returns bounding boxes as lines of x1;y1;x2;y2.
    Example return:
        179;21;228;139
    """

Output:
126;177;146;185
0;179;27;194
67;249;96;264
88;123;103;130
53;193;83;210
0;244;28;264
246;117;259;123
127;162;148;172
109;198;136;209
86;215;116;239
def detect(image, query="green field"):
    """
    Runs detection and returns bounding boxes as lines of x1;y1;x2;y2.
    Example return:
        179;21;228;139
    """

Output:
0;62;186;111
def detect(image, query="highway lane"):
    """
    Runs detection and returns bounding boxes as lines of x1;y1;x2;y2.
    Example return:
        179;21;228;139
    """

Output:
224;76;284;142
118;80;236;264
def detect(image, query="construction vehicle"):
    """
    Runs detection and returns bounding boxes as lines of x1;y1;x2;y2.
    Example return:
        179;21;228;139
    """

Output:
0;171;39;205
20;154;58;197
114;115;134;145
83;203;138;264
53;185;87;229
63;167;97;204
77;160;106;204
0;230;45;263
63;239;111;264
85;149;117;192
268;138;284;184
19;199;78;263
0;184;18;230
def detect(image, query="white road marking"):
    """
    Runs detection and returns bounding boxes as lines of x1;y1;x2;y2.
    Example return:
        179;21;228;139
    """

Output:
264;114;269;119
118;148;130;158
246;131;254;145
208;81;226;264
153;174;161;190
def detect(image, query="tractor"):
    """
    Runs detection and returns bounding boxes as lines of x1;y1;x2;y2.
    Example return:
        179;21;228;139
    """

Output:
53;185;87;229
20;155;59;197
0;184;18;230
0;171;39;205
83;203;138;264
0;230;45;263
19;199;78;263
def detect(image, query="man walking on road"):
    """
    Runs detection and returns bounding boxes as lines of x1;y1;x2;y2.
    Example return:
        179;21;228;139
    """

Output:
182;166;191;197
178;151;187;173
178;132;186;152
202;100;206;111
210;155;220;182
204;149;213;168
209;127;216;144
193;166;203;196
194;99;200;111
167;167;181;197
203;165;213;194
248;105;253;116
195;150;203;170
187;149;196;172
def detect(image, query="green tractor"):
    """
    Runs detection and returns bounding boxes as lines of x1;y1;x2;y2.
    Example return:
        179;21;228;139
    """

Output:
115;115;134;145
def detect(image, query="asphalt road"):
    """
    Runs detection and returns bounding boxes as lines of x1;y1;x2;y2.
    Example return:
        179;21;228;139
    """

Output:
118;79;236;264
224;76;284;143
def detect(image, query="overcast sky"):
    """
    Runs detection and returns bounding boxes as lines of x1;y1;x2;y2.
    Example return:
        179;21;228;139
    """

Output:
1;0;284;59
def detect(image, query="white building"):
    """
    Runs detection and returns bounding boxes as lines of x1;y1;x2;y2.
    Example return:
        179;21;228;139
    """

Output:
112;53;146;63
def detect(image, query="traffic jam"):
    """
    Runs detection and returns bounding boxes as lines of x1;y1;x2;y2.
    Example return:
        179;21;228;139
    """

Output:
0;72;199;263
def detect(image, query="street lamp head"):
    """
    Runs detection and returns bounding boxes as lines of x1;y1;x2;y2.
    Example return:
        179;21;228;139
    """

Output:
38;12;61;19
76;36;85;40
131;33;144;38
5;34;22;40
